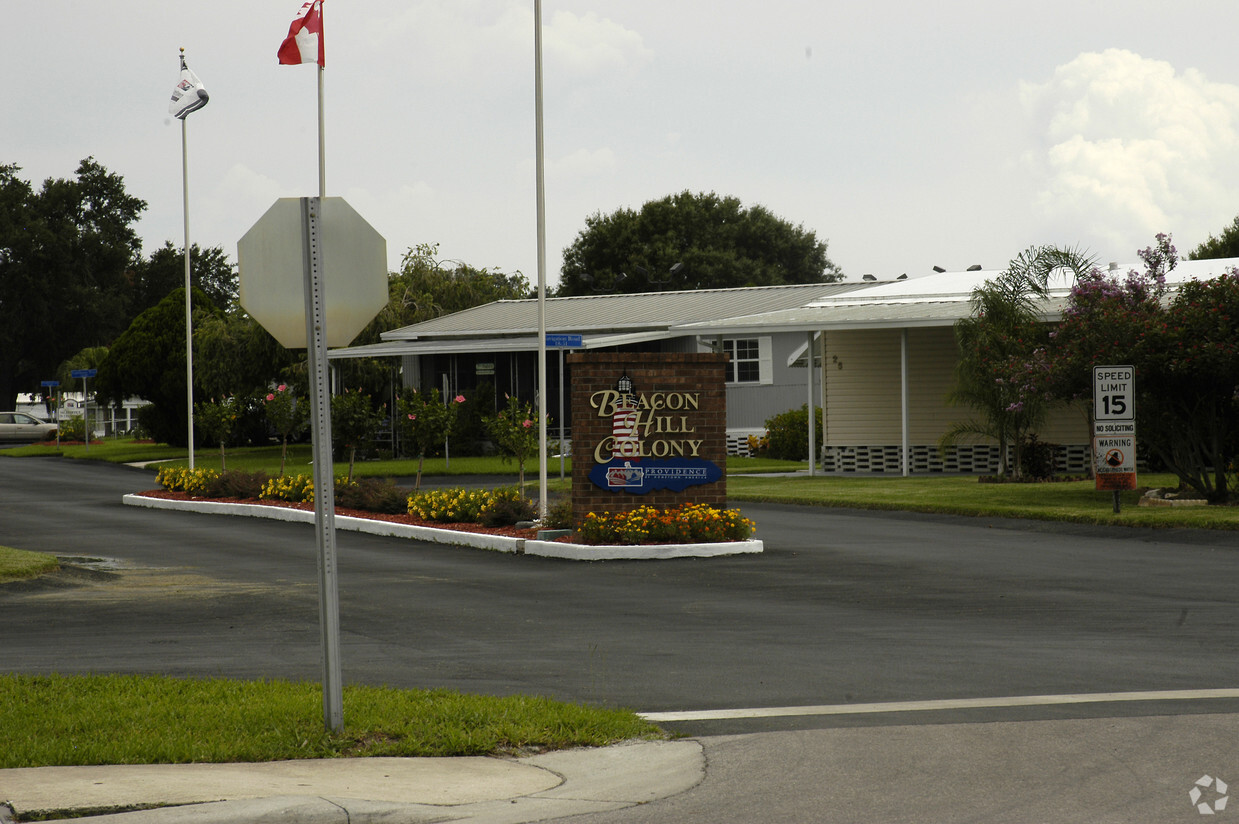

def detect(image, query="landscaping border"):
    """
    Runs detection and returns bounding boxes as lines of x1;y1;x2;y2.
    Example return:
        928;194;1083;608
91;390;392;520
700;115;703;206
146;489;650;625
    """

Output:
121;494;763;560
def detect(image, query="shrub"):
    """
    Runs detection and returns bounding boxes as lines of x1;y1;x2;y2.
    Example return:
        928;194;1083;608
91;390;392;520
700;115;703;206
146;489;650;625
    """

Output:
336;478;408;514
407;488;490;523
543;497;573;530
58;416;89;443
202;469;267;500
763;405;822;461
1018;434;1059;480
156;466;221;495
261;473;315;503
478;487;536;527
575;504;756;546
746;433;769;458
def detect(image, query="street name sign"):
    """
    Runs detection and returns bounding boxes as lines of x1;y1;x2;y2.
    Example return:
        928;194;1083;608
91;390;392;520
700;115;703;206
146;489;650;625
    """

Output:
546;334;583;348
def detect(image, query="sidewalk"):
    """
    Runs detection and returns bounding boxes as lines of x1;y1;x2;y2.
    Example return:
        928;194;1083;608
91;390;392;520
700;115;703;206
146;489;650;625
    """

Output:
0;739;703;824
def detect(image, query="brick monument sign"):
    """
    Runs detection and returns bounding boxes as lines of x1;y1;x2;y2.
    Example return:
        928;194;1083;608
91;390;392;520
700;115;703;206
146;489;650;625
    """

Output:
568;352;728;527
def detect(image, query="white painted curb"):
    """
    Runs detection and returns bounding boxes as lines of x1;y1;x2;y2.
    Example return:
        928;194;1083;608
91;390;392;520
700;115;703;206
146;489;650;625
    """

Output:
122;494;763;560
524;539;763;560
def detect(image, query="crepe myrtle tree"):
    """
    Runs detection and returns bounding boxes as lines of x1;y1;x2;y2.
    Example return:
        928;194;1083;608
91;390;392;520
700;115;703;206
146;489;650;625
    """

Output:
1046;234;1239;501
396;388;465;491
486;394;545;491
263;383;308;477
331;389;385;483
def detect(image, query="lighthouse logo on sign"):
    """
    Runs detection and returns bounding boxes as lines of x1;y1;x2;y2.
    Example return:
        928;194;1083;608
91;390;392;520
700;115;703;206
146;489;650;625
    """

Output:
611;375;641;459
588;373;722;494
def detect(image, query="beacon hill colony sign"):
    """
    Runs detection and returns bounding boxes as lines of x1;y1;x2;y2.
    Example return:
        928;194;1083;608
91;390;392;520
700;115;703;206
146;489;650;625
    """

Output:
588;377;723;492
569;353;728;523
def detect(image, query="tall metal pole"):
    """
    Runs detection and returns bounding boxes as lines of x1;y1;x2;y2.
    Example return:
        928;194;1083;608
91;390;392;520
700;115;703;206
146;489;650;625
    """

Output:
534;0;549;519
317;65;326;199
303;197;343;732
182;114;195;470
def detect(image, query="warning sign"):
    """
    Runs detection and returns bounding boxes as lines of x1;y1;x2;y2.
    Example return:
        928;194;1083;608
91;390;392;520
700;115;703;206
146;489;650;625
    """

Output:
1094;435;1136;491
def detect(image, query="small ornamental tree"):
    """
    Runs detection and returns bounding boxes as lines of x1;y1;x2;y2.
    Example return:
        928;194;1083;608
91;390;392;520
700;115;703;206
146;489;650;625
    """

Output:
396;388;465;491
331;389;385;482
486;394;544;490
263;383;308;477
194;396;242;470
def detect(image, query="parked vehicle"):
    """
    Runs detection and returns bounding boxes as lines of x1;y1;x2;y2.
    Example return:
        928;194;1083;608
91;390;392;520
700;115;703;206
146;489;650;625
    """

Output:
0;412;58;442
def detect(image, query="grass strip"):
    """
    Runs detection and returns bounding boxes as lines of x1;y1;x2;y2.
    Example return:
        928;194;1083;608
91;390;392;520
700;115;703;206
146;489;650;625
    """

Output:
728;473;1239;530
0;674;664;769
0;546;60;583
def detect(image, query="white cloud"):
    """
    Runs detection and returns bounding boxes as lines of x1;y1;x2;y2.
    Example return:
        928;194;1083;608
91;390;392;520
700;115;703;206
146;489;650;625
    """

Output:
544;10;652;77
550;147;618;180
1022;49;1239;251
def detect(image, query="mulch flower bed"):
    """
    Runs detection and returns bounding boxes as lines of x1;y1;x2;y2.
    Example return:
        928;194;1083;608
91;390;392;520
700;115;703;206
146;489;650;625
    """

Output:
136;489;543;540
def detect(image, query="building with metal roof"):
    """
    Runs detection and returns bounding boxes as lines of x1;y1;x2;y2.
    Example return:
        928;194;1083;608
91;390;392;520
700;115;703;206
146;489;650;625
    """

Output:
329;258;1239;474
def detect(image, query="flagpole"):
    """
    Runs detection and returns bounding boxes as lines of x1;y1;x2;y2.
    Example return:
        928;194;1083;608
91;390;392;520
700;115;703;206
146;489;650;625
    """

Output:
534;0;548;521
180;49;196;471
317;64;326;199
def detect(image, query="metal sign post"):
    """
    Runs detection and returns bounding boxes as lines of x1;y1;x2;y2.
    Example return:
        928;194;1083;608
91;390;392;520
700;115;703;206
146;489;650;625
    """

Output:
70;369;97;452
546;335;583;480
301;197;344;732
41;380;59;445
238;194;386;733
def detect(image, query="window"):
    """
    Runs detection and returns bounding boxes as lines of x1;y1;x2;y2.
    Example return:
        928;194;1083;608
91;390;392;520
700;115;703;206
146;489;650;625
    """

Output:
721;337;772;384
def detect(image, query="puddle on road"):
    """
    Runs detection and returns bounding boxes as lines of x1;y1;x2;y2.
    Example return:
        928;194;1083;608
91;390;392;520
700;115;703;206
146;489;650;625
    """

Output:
11;560;312;603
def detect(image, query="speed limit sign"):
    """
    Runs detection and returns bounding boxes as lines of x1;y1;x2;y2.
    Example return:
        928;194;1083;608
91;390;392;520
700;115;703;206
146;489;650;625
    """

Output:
1093;365;1136;497
1093;365;1134;423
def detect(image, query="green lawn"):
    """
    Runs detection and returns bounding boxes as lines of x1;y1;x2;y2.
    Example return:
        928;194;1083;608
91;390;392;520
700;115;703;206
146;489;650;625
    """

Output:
0;674;662;769
728;472;1239;530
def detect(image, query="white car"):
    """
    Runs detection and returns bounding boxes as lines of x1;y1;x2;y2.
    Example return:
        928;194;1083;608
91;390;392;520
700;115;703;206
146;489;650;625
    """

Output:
0;412;59;442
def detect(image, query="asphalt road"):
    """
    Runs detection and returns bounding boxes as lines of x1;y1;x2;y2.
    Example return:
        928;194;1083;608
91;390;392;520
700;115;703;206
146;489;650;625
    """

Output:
5;457;1239;822
3;457;1237;722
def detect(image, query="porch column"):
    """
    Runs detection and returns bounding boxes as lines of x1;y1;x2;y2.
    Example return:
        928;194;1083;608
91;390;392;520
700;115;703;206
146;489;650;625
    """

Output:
806;331;816;476
901;328;910;477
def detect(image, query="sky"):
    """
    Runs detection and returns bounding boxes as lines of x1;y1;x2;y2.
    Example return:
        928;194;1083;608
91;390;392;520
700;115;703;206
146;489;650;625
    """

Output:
6;1;1239;290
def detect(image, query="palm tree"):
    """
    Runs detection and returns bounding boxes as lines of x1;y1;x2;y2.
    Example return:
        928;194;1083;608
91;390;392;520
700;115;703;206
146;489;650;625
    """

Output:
942;245;1096;478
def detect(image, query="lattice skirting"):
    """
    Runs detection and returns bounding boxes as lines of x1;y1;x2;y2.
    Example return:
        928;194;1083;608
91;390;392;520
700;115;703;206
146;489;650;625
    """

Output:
818;443;1091;475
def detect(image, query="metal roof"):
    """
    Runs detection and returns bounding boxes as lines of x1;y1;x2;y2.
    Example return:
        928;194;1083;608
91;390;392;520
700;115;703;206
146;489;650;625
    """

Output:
329;257;1239;359
678;257;1239;335
377;281;869;341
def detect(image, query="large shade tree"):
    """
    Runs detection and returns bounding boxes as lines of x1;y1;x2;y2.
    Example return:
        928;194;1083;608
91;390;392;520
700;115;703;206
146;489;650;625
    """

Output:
557;191;841;295
1189;214;1239;261
355;242;532;345
0;159;146;411
129;241;237;315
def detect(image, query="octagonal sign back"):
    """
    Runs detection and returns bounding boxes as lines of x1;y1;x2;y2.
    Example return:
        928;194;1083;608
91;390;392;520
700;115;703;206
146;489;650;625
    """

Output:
238;197;388;349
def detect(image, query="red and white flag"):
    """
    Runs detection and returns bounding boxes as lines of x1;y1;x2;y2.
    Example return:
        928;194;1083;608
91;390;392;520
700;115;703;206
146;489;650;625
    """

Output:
278;0;324;67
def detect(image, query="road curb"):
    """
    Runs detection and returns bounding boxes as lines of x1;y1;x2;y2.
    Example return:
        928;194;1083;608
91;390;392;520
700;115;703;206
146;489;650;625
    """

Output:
121;494;762;560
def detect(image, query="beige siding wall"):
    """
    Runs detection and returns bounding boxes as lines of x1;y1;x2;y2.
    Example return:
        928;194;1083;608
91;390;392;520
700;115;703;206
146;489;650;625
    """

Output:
823;326;1089;448
822;328;914;445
